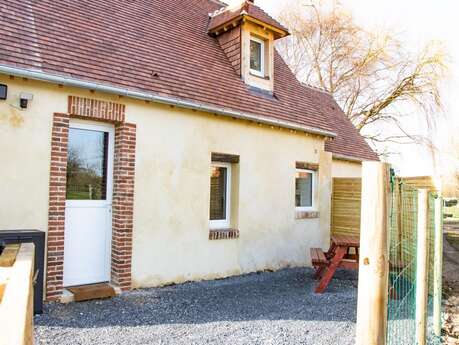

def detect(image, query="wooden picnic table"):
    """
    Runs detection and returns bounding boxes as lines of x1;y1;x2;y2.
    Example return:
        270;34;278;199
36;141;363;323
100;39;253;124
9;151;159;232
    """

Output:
310;235;360;293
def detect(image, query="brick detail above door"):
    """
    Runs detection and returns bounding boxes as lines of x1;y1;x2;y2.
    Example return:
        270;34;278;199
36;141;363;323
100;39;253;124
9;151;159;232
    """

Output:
68;96;125;123
46;97;135;301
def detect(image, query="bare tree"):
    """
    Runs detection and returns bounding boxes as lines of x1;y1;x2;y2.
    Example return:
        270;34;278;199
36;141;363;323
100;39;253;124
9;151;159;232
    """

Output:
276;0;448;153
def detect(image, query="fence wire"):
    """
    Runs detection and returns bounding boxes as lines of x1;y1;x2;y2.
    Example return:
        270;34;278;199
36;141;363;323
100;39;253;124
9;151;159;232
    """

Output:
386;181;442;345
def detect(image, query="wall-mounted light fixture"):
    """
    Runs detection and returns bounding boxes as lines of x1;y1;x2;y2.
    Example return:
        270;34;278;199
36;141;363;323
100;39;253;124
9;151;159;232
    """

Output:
0;84;7;100
19;92;33;109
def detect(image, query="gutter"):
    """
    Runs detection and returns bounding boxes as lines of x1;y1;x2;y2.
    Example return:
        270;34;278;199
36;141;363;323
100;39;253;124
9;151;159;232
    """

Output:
332;153;377;163
332;153;364;163
0;65;336;138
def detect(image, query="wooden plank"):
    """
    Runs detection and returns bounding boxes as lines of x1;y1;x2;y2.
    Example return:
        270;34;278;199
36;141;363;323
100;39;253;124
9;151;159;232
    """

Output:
331;178;362;238
0;244;21;267
0;243;35;345
68;283;116;302
310;248;327;265
315;246;347;293
332;235;360;247
211;152;239;164
415;189;429;345
400;176;436;192
433;196;443;336
296;161;319;171
356;162;390;345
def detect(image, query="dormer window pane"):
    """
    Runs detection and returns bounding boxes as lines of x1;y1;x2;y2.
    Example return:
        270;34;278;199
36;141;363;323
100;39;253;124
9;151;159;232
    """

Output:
250;37;264;76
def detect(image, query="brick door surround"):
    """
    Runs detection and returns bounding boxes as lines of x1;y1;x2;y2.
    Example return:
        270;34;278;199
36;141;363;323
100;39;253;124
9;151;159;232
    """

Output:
46;96;136;300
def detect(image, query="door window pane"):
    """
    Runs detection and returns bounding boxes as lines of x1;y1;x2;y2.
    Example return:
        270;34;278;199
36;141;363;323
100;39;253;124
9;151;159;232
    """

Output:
296;171;313;207
210;166;227;220
250;39;263;72
66;128;109;200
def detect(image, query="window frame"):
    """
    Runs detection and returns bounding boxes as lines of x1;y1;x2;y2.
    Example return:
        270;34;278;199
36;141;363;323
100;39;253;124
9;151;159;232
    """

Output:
295;168;317;212
209;162;232;229
249;36;265;78
66;119;115;208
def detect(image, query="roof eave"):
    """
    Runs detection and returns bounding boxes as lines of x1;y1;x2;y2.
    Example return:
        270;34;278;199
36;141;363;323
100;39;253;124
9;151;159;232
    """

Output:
0;65;336;138
208;15;289;38
331;152;379;163
208;17;242;36
242;15;289;38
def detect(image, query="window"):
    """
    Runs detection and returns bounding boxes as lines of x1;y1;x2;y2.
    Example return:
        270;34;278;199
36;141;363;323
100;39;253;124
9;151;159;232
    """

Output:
209;162;231;229
295;169;316;211
250;37;265;77
66;127;109;200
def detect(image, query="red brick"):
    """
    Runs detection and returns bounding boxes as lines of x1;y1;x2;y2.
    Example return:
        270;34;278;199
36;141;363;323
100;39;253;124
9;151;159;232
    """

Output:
46;111;136;300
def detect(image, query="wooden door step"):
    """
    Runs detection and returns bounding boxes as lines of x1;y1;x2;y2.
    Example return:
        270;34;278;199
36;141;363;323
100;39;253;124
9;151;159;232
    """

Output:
67;283;116;302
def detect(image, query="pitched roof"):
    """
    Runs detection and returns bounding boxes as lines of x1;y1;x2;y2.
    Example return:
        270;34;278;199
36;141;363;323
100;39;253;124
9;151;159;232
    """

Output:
208;1;289;35
317;89;379;161
0;0;377;161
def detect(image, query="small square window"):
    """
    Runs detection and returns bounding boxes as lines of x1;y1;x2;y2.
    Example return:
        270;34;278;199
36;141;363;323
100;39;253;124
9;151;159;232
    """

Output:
209;162;231;229
295;169;316;211
0;84;7;100
250;37;265;77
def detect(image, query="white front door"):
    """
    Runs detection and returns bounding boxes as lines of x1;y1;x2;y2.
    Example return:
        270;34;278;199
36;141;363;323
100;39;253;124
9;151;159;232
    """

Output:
63;119;114;287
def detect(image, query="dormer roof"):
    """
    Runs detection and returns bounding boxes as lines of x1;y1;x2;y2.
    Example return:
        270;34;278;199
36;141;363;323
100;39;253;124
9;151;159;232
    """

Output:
208;1;289;39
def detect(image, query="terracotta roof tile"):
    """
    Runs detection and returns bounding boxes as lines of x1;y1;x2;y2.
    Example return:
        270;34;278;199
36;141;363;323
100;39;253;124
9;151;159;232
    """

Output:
208;1;289;34
316;89;379;161
245;2;289;33
0;0;376;161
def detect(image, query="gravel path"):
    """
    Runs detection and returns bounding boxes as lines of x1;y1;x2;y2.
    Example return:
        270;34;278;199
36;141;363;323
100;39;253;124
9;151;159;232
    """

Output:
35;268;358;345
443;226;459;343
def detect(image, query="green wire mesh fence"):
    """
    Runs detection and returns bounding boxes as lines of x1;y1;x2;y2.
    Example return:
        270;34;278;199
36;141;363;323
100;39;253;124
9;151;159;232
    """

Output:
386;181;442;345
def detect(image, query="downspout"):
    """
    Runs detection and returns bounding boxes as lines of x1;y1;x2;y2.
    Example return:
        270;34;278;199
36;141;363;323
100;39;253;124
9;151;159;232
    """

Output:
0;65;337;138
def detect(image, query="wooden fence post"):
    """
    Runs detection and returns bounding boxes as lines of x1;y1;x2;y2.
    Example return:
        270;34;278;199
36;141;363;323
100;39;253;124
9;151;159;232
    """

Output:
356;162;390;345
433;196;443;337
415;189;429;345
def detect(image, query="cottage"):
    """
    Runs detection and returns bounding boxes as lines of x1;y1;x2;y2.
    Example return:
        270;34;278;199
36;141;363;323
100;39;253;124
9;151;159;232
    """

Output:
0;0;377;301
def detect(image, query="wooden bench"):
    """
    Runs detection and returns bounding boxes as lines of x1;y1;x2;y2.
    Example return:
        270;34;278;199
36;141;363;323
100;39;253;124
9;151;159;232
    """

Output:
312;235;360;293
310;248;328;266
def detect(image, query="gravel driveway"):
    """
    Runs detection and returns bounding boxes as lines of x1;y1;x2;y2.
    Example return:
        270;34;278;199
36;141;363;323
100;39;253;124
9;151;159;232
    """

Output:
35;268;358;345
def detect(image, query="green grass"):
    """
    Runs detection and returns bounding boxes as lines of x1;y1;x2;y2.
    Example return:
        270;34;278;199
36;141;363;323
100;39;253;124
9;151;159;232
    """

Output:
66;191;90;200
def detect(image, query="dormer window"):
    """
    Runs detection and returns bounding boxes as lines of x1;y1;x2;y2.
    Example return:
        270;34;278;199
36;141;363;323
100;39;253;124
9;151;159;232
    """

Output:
208;1;290;93
250;37;265;77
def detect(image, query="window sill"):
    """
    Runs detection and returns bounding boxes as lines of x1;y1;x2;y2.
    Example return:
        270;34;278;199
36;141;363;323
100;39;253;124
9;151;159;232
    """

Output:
209;228;240;240
295;211;320;220
249;72;270;80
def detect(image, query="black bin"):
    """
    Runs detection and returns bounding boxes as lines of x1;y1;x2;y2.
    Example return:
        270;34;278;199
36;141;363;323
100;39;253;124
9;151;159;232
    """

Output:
0;229;45;314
